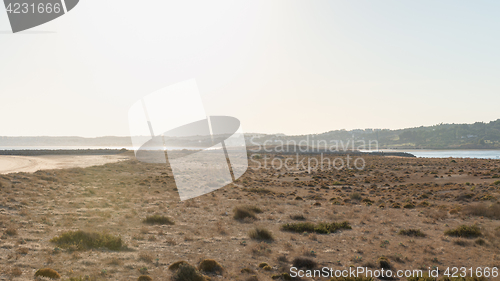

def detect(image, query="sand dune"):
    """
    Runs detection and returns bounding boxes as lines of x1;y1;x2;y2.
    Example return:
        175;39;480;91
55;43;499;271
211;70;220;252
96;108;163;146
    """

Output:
0;154;131;174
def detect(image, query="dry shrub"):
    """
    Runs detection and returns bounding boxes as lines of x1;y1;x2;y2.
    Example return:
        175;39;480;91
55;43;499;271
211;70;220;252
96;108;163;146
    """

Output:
398;229;426;237
215;221;227;235
11;267;22;277
139;252;154;263
173;263;206;281
17;247;29;255
292;257;316;269
233;206;258;220
34;268;61;279
290;214;306;221
463;203;500;219
198;259;224;273
245;276;259;281
5;227;17;236
108;257;122;266
249;227;274;241
169;260;190;271
50;230;124;251
250;242;272;256
138;276;153;281
143;214;174;225
424;209;448;221
445;225;482;238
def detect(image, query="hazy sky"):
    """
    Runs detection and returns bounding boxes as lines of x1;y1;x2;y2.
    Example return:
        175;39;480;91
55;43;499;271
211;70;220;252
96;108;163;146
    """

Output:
1;0;499;137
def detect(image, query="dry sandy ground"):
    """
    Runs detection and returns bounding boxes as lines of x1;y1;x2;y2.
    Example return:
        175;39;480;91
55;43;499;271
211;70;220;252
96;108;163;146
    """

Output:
0;153;500;281
0;155;132;174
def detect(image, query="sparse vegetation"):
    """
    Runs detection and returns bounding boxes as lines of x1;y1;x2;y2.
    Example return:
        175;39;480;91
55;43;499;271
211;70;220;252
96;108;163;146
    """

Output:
50;230;125;251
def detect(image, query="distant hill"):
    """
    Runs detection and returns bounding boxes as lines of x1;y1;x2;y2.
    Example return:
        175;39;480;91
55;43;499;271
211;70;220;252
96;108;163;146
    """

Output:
248;119;500;150
2;119;500;150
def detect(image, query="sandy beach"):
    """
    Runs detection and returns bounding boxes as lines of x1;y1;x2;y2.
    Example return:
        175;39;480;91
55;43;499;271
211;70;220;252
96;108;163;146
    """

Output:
0;154;131;174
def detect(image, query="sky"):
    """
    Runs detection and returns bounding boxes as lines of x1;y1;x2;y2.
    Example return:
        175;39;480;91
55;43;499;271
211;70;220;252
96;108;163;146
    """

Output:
1;0;500;137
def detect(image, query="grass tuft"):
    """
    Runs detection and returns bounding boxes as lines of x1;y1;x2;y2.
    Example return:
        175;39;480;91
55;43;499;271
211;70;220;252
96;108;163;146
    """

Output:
233;205;262;220
249;227;274;241
143;214;174;225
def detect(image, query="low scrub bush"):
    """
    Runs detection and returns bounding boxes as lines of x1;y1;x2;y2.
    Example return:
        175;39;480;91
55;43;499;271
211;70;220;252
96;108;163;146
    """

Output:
462;203;500;220
292;257;317;269
281;221;351;234
445;225;482;238
143;214;174;225
198;259;224;273
138;276;153;281
233;206;260;220
50;230;124;251
172;263;206;281
169;260;190;271
249;227;274;241
290;214;306;221
34;268;61;279
399;229;426;237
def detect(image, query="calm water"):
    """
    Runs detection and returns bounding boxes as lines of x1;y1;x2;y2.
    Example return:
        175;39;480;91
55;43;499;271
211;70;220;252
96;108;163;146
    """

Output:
383;149;500;159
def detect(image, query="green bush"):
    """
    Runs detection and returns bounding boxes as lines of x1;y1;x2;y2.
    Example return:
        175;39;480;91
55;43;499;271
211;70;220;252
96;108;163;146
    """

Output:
50;230;124;251
143;214;174;225
281;221;351;234
444;225;482;238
